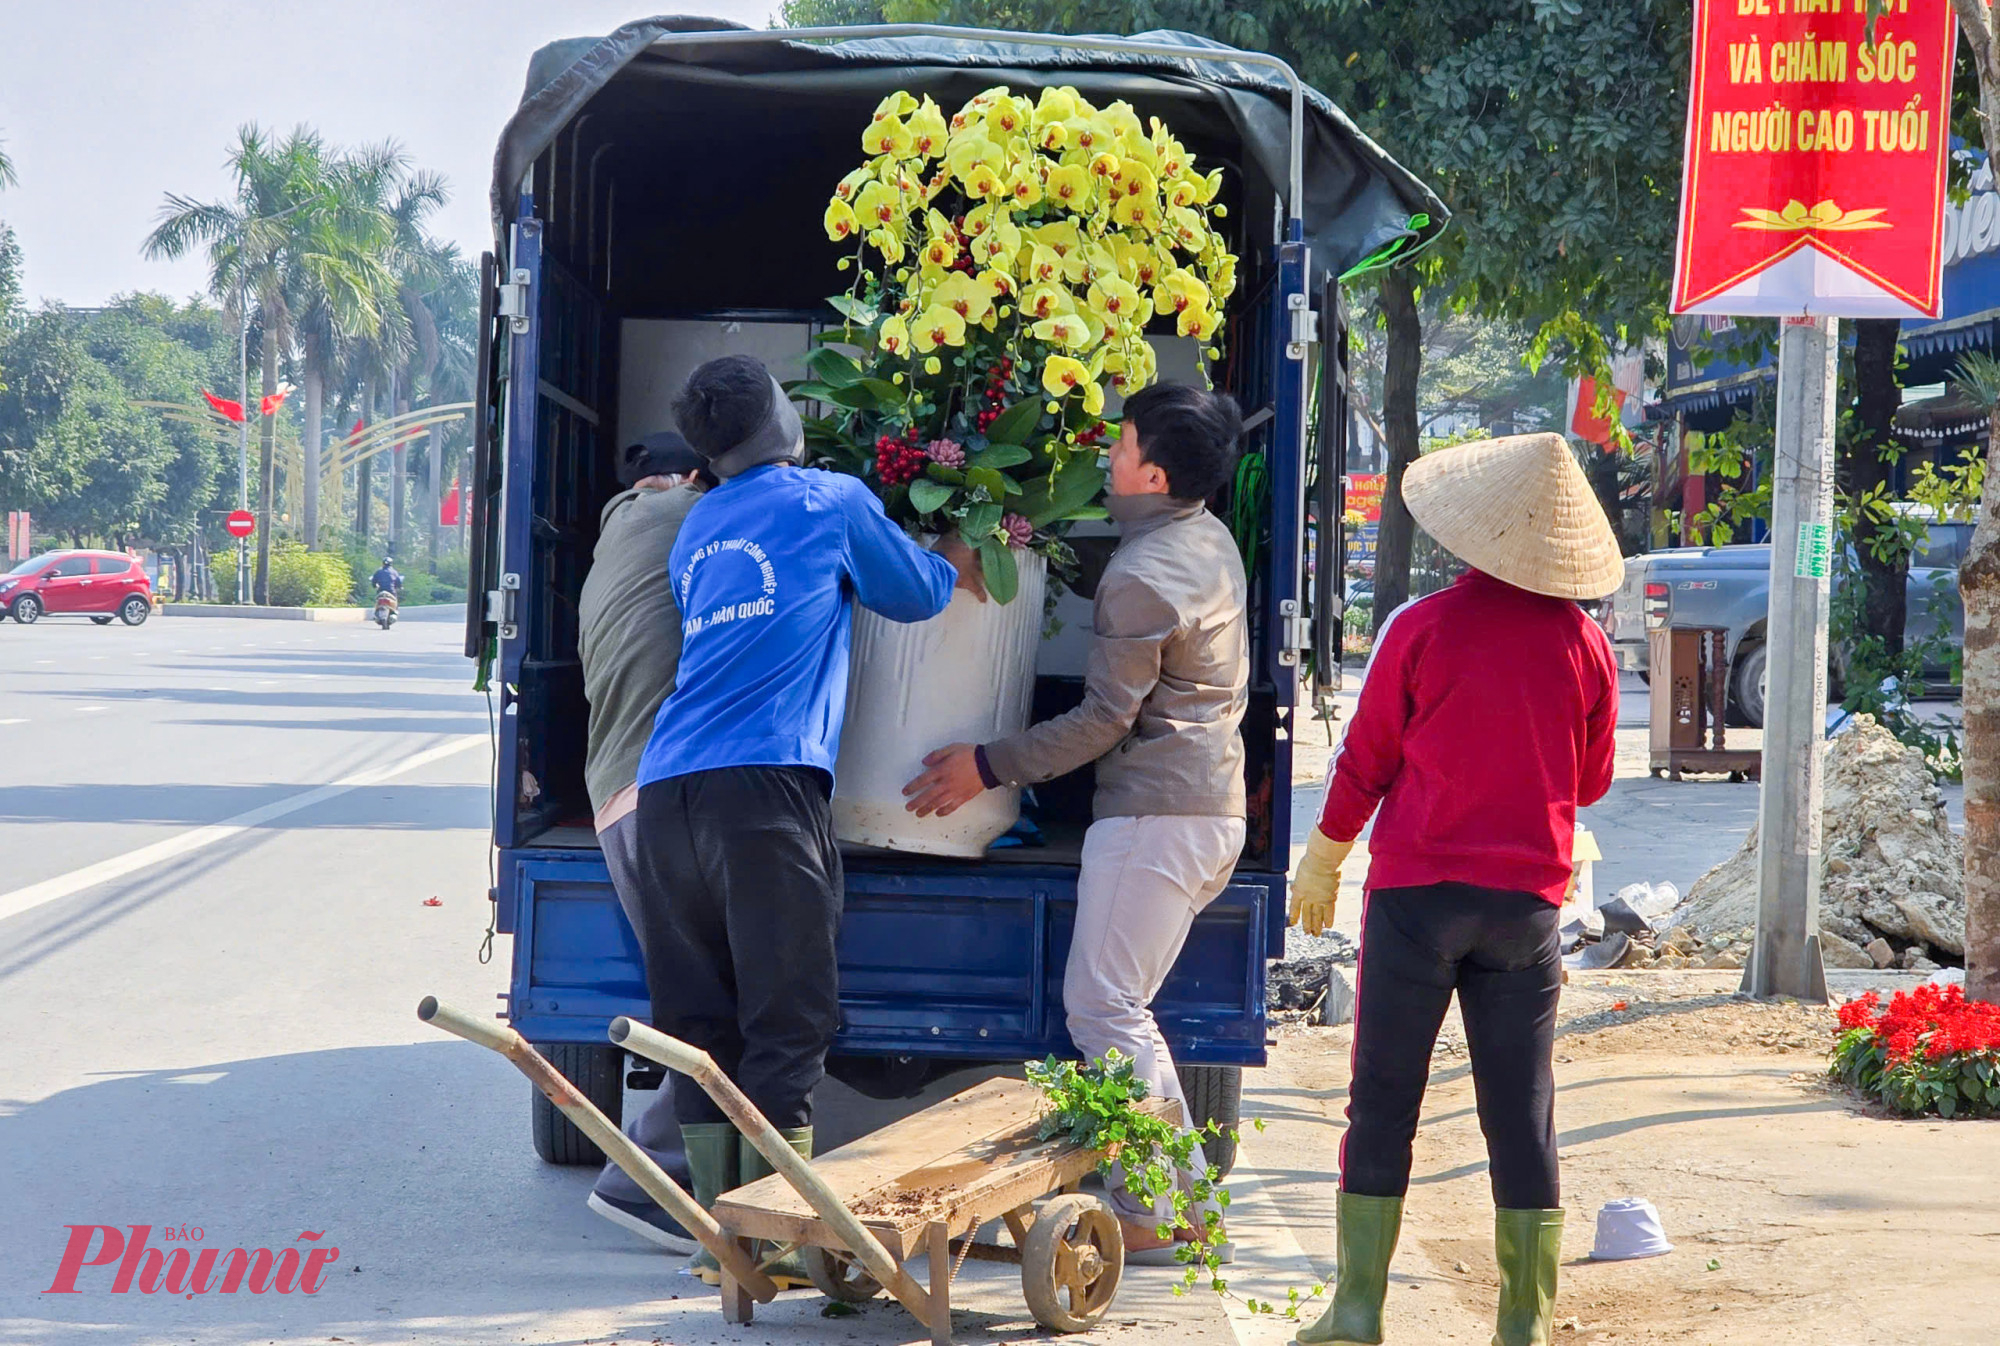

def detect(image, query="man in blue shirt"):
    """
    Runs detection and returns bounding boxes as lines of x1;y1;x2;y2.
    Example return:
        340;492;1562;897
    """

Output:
626;354;980;1284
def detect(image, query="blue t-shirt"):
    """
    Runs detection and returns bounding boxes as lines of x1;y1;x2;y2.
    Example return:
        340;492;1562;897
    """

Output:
637;465;957;786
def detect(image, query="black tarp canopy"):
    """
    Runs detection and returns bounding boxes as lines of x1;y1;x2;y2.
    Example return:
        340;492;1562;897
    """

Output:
491;16;1447;300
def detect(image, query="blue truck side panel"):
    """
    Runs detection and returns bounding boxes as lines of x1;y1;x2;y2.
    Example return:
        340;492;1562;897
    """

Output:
500;848;1279;1065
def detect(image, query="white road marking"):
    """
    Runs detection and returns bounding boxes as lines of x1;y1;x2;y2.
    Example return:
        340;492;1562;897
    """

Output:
0;736;485;926
1215;1140;1336;1346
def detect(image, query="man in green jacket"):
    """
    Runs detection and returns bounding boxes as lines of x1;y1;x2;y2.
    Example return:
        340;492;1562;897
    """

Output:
903;383;1248;1256
577;430;705;1252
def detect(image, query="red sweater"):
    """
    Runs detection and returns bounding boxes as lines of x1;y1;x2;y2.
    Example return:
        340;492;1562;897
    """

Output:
1318;570;1618;904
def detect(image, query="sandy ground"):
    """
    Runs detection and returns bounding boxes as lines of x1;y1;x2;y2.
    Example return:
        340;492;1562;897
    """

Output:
1251;974;2000;1346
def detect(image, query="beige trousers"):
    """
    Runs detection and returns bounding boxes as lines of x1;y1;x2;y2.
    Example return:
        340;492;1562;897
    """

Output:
1064;814;1247;1221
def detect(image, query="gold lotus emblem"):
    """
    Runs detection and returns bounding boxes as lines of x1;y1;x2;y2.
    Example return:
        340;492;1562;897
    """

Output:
1734;199;1889;232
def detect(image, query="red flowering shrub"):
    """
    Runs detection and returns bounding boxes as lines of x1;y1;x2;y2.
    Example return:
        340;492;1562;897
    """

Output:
1829;983;2000;1118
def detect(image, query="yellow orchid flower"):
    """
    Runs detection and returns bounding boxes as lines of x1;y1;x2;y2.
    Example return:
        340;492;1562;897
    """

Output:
1114;237;1165;288
1089;152;1122;185
1167;175;1203;209
834;166;874;202
1021;283;1074;322
855;180;905;230
907;98;949;160
871;91;919;123
868;228;906;266
1167;205;1208;252
1026;243;1068;287
1005;167;1044;210
977;268;1016;303
921;211;960;271
863;116;914;160
1102;340;1157;392
824;199;859;243
913;305;968;351
1185;305;1222;341
1210;253;1238;302
1113;194;1163;231
964;162;1004;199
1032;313;1093;350
932;272;996;326
975;217;1023;268
1079;242;1120;285
1035;87;1080;128
1038;120;1069;152
1202;168;1226;204
1102;100;1144;145
985;94;1028;139
1156;269;1211;319
1043;354;1092;398
1087;276;1143;324
879;315;912;357
963;202;998;239
1114;162;1158;204
1068;114;1116;159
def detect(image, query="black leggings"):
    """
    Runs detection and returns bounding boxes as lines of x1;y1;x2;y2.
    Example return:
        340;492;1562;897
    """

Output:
1340;882;1562;1210
629;766;844;1131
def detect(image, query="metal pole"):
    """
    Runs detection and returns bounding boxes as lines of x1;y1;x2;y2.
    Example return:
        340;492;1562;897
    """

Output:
1744;315;1835;1002
236;278;252;605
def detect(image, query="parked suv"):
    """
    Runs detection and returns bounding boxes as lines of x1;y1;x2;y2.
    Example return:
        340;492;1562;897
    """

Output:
1606;521;1966;727
0;551;155;626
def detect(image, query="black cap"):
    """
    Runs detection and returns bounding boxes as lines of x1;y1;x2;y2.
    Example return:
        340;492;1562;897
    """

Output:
618;431;703;487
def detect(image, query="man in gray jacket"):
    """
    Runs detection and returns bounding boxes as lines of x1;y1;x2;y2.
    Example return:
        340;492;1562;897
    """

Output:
903;383;1248;1253
577;429;705;1251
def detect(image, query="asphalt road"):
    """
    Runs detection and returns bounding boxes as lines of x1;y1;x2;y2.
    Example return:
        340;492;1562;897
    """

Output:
0;612;1368;1346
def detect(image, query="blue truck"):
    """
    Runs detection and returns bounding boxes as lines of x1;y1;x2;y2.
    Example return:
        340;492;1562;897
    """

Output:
460;17;1445;1171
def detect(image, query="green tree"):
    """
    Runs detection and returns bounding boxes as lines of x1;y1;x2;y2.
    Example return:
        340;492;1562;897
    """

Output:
811;0;1687;628
143;124;395;601
0;134;16;191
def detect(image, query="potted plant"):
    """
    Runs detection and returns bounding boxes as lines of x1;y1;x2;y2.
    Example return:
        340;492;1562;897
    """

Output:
801;82;1238;855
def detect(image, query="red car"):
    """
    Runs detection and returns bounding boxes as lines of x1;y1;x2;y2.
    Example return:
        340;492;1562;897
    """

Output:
0;550;155;626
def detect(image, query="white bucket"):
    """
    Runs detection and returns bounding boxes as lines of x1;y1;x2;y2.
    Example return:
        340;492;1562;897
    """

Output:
833;548;1047;857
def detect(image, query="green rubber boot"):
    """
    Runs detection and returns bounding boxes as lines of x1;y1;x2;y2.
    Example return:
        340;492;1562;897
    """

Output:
1492;1208;1565;1346
740;1127;815;1290
1295;1192;1403;1345
681;1123;739;1285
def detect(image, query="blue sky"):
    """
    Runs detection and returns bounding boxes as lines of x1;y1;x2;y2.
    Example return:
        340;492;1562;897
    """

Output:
0;1;784;306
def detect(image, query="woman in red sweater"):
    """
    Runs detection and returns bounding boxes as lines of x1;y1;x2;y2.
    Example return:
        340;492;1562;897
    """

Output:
1290;433;1621;1346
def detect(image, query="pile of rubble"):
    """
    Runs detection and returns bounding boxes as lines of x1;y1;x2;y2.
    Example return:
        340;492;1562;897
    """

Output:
1606;922;1752;971
1269;929;1357;1025
1671;715;1965;972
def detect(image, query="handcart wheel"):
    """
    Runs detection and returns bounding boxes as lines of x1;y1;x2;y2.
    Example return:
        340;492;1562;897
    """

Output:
803;1245;883;1303
1022;1193;1124;1332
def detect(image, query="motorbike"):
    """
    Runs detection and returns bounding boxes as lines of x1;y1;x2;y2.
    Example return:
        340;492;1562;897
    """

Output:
373;590;398;629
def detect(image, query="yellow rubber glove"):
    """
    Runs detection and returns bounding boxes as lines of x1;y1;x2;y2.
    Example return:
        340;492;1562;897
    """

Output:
1287;828;1355;937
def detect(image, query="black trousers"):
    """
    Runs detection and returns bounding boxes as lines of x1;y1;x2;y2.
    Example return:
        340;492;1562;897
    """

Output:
630;766;843;1130
1341;882;1562;1211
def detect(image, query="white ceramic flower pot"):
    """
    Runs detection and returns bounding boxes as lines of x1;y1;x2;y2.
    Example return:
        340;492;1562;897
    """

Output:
834;548;1047;857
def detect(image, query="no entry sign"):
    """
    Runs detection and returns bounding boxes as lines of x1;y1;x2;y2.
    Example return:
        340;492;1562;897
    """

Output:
1673;0;1957;318
224;509;256;539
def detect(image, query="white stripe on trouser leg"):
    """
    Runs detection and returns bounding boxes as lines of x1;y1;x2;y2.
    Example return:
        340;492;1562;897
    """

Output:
1064;813;1247;1222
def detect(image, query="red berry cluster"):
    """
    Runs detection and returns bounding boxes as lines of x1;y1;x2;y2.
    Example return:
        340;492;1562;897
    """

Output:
876;432;927;486
1076;420;1110;447
974;359;1017;432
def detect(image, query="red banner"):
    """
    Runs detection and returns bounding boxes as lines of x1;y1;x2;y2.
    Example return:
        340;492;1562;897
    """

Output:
1345;473;1384;523
1673;0;1956;319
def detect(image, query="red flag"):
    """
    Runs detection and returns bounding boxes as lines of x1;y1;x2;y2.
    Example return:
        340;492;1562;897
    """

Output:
201;389;246;423
259;386;293;417
1568;376;1627;448
440;479;462;527
350;419;365;439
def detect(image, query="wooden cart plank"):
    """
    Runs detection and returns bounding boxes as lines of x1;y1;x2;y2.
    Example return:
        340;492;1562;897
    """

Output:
714;1078;1179;1258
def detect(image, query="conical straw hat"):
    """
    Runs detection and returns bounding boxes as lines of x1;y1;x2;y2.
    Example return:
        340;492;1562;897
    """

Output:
1401;433;1624;600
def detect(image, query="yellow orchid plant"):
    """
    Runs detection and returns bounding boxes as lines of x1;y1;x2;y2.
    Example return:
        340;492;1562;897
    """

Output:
795;84;1238;603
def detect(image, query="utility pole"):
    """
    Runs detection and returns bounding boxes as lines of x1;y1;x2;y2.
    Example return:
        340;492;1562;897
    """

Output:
236;279;252;606
1743;315;1835;1002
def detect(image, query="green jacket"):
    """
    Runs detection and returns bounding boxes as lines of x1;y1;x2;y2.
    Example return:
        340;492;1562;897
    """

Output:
578;483;700;814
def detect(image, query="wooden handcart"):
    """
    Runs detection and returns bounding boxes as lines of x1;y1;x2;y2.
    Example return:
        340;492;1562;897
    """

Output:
419;997;1178;1344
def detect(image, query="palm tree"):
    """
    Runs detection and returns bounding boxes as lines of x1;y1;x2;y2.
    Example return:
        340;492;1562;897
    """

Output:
144;124;392;598
0;134;17;190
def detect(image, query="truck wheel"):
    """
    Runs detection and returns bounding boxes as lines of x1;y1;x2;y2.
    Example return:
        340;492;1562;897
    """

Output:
531;1043;623;1165
1180;1064;1243;1178
1732;643;1768;729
